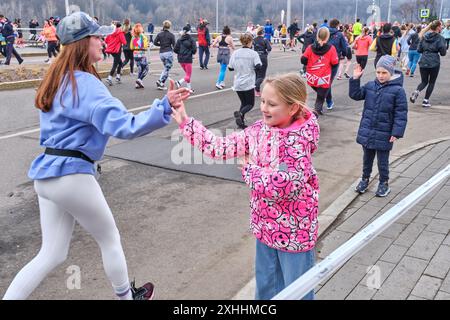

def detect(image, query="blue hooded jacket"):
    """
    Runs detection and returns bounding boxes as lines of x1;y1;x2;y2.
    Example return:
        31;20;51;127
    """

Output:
328;27;348;58
349;72;408;151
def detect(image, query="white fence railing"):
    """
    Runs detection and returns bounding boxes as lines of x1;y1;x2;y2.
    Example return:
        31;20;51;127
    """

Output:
272;164;450;300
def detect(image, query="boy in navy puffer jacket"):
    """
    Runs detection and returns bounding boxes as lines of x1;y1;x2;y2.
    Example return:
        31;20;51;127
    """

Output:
349;55;408;197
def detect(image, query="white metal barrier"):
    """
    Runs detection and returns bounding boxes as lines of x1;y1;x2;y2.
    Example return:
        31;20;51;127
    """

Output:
272;164;450;300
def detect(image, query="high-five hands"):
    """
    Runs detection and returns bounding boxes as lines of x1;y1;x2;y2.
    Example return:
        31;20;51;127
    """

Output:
166;79;191;109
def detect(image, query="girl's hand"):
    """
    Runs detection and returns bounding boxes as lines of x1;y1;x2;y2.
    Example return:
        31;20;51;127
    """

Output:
389;136;397;143
353;64;364;79
167;79;191;109
171;102;188;125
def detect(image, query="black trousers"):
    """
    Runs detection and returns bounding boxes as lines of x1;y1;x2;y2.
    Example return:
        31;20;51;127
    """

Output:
311;86;330;113
47;41;58;58
236;89;255;118
356;55;368;70
417;66;440;100
109;50;123;76
255;54;268;92
362;147;390;183
122;49;134;73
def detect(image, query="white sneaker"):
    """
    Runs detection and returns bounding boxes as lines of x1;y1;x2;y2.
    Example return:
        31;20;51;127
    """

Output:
175;80;182;89
136;79;144;89
115;76;121;83
215;83;222;90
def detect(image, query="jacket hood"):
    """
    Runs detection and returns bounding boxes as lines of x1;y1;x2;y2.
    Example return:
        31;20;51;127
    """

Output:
424;31;440;42
329;27;339;36
311;42;332;55
379;33;394;40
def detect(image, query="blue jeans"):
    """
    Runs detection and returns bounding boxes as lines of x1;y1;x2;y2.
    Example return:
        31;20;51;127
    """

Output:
217;63;227;84
159;51;173;83
255;240;315;300
408;50;421;75
362;147;390;183
326;64;339;104
198;45;210;68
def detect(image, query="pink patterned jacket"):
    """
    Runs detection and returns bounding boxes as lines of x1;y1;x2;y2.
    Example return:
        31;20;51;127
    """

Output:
180;111;320;252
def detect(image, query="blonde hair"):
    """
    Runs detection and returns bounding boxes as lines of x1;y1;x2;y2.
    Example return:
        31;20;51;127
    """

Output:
133;23;144;37
316;27;330;44
163;20;171;30
240;33;253;47
262;73;309;120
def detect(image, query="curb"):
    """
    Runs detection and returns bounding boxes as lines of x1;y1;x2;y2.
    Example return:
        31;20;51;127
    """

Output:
232;136;450;300
0;68;131;91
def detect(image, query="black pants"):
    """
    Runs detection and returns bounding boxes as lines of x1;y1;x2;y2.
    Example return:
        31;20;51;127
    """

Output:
122;49;134;73
47;41;58;58
4;38;23;65
311;86;330;113
362;147;390;183
236;89;255;118
110;50;123;76
417;66;440;100
356;55;368;69
446;38;449;50
255;54;268;92
325;64;339;104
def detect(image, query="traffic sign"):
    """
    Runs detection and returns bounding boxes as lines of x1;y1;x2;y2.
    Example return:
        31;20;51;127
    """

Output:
420;9;430;18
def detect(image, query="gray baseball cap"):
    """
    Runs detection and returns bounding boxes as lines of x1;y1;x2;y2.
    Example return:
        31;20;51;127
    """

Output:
56;11;114;45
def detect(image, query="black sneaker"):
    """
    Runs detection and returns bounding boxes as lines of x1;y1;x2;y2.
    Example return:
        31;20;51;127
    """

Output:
422;99;431;108
410;90;419;103
375;182;391;197
234;111;246;129
355;178;369;194
344;72;350;79
130;280;155;300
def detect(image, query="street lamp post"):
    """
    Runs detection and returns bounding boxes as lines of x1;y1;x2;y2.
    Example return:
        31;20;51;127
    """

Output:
387;0;392;23
216;0;219;33
439;0;444;20
302;0;305;30
287;0;291;29
65;0;70;16
355;0;358;22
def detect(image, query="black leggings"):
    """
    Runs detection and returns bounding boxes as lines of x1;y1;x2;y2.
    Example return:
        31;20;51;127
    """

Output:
236;89;255;118
255;55;268;92
110;51;123;76
122;49;134;73
311;86;330;113
356;55;368;70
417;66;440;100
47;41;58;58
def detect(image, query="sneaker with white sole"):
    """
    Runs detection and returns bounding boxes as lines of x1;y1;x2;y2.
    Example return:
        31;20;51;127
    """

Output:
326;100;334;110
175;80;182;89
375;182;391;197
136;79;144;89
105;78;113;86
410;90;419;103
115;76;121;83
130;280;155;300
422;99;431;108
355;178;369;194
215;83;222;90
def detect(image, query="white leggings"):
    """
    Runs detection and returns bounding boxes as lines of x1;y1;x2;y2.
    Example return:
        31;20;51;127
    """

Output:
3;174;130;300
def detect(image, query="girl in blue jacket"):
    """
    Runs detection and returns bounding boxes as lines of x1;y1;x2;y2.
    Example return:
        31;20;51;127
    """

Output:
349;55;408;197
2;12;190;301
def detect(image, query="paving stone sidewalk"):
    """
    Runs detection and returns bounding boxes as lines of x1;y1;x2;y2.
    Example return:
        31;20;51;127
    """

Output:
315;140;450;300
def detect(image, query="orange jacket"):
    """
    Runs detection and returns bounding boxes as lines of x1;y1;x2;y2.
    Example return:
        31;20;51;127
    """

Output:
42;25;57;42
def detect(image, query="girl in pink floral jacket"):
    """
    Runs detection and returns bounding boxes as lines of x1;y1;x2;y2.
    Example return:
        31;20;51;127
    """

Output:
172;73;320;300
